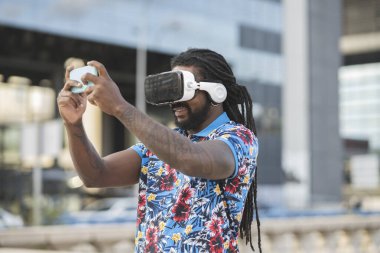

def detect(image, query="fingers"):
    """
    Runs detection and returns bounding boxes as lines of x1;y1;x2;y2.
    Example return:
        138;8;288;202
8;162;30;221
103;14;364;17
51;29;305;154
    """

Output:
63;79;83;91
87;61;110;78
59;80;87;108
84;85;94;95
86;86;98;106
82;73;98;85
65;65;75;82
58;89;85;109
65;63;98;87
87;96;97;106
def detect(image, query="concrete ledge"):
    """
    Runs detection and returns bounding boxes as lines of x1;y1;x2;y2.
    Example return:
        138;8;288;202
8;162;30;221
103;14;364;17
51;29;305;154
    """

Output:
0;249;73;253
0;224;135;248
1;215;380;253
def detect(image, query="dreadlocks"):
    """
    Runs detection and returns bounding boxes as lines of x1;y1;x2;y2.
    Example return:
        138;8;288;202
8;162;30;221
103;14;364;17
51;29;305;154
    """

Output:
171;48;262;252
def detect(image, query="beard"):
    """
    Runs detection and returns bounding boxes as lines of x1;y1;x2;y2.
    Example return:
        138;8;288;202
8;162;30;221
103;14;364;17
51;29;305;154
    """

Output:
171;100;211;131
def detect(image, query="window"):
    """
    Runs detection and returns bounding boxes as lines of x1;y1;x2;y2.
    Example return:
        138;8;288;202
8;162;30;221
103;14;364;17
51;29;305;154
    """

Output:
239;24;282;54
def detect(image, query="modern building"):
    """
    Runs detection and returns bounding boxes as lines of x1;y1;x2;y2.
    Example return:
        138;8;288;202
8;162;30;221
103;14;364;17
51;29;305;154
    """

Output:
340;0;380;152
339;0;380;204
340;63;380;151
282;0;343;208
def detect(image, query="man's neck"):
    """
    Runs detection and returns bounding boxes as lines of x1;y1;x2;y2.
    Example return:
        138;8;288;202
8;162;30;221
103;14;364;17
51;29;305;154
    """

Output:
186;108;224;135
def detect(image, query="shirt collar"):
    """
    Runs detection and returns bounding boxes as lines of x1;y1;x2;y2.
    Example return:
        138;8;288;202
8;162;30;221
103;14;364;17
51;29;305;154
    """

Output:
193;112;230;137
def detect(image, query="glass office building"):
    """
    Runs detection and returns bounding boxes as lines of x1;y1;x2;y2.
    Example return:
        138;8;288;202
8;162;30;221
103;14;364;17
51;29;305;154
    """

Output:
340;63;380;151
339;0;380;202
340;0;380;152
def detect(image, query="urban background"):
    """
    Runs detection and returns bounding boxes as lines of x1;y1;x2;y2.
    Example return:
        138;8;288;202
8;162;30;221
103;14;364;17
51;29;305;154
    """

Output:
0;0;380;252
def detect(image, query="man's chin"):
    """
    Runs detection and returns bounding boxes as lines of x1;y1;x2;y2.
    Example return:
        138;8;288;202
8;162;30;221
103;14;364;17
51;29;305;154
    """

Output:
174;118;192;130
172;112;187;126
174;119;186;128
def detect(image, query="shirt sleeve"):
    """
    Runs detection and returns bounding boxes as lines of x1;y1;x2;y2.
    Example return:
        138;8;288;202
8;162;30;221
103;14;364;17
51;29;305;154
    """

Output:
131;142;146;159
214;125;258;179
131;142;153;168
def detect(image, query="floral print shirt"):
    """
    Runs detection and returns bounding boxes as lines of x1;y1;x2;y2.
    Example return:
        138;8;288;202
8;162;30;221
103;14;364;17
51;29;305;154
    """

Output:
132;112;258;253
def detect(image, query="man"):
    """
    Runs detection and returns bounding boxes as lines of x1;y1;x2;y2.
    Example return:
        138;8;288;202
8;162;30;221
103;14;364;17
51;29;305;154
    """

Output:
57;48;261;252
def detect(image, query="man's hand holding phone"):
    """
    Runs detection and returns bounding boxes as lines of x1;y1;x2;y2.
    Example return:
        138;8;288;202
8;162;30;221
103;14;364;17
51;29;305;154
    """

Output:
82;61;127;117
58;61;128;126
69;66;98;93
57;65;94;126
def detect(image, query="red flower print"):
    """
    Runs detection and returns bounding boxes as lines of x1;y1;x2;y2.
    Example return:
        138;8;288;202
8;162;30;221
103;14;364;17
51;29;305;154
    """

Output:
236;128;253;145
145;242;159;253
229;239;238;252
238;166;248;177
159;170;177;191
137;192;146;223
209;235;224;253
138;191;147;208
207;217;223;236
172;201;191;222
146;226;158;244
164;164;172;172
145;225;160;252
225;177;240;193
178;186;193;203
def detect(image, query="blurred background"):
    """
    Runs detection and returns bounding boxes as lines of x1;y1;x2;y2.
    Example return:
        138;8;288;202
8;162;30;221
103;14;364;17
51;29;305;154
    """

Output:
0;0;379;252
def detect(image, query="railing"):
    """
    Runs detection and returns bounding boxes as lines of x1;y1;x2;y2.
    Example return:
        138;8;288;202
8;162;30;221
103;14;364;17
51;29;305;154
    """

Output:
1;215;380;253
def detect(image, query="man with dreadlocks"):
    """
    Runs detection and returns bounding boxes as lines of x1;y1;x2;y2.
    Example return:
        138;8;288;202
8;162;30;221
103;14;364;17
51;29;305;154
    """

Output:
57;48;261;252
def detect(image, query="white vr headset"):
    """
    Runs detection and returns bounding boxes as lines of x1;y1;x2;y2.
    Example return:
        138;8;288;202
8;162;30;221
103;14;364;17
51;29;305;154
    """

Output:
144;70;227;105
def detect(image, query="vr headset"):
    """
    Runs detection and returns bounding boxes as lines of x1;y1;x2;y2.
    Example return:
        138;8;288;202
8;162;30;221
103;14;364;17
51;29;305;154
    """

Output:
144;70;227;105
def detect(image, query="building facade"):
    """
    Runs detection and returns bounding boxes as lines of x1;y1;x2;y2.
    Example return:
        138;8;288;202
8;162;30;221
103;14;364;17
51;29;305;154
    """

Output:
283;0;343;208
0;0;344;221
340;0;380;152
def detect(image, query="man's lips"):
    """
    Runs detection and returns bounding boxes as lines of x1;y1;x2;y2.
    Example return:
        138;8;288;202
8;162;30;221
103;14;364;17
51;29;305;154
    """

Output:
172;106;188;117
171;102;190;117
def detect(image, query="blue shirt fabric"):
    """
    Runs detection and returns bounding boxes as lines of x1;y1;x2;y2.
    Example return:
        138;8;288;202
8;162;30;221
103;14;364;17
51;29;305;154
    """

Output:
132;112;258;253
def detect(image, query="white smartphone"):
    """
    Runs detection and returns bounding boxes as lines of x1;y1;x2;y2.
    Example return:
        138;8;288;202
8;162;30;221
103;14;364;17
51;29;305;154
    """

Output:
69;66;98;93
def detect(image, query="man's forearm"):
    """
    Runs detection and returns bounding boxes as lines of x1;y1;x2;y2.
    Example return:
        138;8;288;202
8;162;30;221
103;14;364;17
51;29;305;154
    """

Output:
114;102;216;177
65;122;106;187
